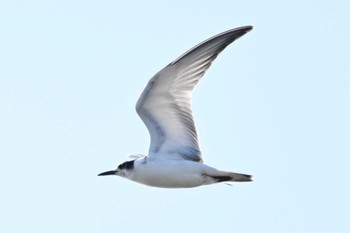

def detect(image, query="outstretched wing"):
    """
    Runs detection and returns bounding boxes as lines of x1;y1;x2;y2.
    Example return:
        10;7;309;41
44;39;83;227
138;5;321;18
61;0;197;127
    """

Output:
136;26;253;162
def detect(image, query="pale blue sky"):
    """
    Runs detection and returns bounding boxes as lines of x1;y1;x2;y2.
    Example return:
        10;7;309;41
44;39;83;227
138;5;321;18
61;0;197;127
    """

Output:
1;1;349;232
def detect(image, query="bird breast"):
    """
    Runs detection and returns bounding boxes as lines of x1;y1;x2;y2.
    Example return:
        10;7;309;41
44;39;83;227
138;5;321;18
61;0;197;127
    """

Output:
126;158;209;188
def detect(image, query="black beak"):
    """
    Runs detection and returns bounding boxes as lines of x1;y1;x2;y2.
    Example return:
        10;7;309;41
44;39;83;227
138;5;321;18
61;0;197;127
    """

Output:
98;170;117;176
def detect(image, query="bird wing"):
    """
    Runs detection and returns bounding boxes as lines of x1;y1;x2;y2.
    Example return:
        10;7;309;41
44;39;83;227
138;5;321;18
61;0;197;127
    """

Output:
136;26;253;162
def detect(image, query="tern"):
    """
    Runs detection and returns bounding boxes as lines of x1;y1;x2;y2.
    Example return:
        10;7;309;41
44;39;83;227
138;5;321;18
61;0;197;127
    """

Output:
99;26;253;188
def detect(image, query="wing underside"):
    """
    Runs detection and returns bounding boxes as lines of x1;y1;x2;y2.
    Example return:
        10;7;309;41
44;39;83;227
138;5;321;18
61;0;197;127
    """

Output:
136;26;253;162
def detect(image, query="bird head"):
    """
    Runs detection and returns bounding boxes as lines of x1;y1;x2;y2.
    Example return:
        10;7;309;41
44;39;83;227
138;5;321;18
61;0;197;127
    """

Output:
98;160;135;177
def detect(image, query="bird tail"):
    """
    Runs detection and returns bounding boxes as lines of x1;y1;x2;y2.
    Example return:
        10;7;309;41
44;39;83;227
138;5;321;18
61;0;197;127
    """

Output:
209;171;252;183
228;172;252;182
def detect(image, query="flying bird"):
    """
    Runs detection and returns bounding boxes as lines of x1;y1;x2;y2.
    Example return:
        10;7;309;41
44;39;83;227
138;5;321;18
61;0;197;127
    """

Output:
99;26;253;188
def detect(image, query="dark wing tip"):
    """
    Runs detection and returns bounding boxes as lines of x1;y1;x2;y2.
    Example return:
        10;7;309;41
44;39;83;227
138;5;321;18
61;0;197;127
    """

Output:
240;25;253;31
237;25;253;37
170;25;253;66
215;25;253;42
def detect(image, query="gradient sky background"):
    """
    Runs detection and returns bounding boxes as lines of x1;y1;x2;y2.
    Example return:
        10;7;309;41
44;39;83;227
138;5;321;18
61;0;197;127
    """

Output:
1;1;349;232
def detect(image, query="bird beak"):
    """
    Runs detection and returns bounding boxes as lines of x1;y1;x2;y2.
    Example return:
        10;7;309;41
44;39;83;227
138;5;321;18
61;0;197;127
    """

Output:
98;170;117;176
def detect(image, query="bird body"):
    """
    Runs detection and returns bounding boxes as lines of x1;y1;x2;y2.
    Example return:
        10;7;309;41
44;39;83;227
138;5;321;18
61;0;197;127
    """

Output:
116;156;250;188
127;157;209;188
99;26;253;188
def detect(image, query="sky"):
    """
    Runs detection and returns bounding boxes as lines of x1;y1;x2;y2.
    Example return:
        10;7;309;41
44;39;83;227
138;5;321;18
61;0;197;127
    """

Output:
1;0;349;232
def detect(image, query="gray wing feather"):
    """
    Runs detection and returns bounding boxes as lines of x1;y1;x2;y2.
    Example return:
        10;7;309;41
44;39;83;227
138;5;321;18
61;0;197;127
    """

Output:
136;26;253;162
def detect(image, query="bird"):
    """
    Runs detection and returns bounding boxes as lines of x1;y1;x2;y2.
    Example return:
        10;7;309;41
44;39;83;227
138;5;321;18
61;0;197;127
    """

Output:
98;26;253;188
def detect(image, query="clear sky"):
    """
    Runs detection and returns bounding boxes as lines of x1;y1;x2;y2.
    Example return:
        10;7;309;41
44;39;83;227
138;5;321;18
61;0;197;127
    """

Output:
1;1;349;232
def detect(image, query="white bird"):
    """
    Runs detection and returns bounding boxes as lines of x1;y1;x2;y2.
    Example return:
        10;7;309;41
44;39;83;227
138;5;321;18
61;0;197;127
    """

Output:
99;26;253;188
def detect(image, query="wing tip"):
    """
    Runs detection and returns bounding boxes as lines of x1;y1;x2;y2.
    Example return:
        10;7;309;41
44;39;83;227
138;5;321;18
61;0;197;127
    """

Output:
225;25;254;39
